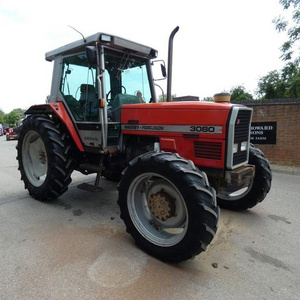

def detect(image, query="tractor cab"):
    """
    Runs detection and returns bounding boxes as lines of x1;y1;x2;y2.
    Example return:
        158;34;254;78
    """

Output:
46;33;158;150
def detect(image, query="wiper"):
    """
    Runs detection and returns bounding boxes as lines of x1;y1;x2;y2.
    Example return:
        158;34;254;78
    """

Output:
117;51;130;79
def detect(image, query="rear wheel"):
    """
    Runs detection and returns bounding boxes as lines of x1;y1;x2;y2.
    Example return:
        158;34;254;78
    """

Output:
17;115;74;201
118;151;219;262
217;145;272;210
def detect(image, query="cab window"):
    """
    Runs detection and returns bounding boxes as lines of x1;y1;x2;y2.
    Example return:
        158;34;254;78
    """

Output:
60;53;99;122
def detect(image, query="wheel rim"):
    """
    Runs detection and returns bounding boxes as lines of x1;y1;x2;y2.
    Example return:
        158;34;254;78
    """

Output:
22;131;48;187
217;179;254;201
127;173;188;247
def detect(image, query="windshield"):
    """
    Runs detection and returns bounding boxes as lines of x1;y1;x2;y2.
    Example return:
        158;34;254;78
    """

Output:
104;49;152;107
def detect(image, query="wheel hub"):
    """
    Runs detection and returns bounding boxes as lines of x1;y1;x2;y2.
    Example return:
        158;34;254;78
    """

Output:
149;191;175;221
39;149;47;164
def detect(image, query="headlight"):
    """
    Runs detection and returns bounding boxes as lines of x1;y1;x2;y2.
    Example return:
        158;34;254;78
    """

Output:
241;141;248;151
233;143;238;153
233;142;247;153
101;34;111;42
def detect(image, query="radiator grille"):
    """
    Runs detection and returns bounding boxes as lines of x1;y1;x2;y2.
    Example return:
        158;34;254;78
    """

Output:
234;110;252;142
194;141;222;160
233;151;247;165
233;109;252;166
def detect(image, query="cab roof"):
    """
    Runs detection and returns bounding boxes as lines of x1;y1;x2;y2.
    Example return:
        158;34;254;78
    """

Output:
45;32;158;62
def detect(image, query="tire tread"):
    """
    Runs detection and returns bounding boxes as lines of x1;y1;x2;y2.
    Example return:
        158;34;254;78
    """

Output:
17;115;74;201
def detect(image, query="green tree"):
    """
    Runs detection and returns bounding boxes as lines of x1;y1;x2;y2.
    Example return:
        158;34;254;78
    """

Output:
11;108;26;120
0;109;5;124
281;61;300;96
4;108;25;126
158;94;176;102
273;0;300;62
202;97;214;102
257;62;300;98
230;86;253;101
257;70;283;99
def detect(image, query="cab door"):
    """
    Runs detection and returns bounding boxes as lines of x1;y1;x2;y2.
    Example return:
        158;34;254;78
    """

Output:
59;52;104;150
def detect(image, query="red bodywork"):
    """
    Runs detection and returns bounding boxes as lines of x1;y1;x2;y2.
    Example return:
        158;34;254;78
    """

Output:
48;103;84;151
27;101;234;170
121;101;234;169
26;103;84;152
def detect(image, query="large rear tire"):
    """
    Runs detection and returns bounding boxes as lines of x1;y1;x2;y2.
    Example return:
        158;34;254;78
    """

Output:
17;115;74;201
118;151;219;262
217;145;272;210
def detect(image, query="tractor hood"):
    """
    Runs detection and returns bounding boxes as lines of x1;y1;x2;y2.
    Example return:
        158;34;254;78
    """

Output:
121;101;252;170
121;101;240;140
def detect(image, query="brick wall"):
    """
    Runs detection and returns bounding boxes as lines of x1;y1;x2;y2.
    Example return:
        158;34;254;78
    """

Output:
234;99;300;166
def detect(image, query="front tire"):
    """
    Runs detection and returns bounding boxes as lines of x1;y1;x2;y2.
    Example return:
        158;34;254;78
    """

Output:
118;151;219;262
17;115;74;201
217;145;272;210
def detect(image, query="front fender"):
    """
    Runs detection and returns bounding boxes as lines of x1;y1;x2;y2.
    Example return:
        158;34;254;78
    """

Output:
25;103;84;152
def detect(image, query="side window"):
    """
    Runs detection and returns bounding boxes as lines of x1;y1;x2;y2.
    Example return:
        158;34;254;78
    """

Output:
60;53;99;122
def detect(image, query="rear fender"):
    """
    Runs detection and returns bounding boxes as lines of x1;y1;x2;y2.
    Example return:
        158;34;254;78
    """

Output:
25;103;84;152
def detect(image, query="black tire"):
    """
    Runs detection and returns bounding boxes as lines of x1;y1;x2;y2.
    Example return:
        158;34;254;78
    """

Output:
118;151;219;262
217;145;272;210
16;115;74;201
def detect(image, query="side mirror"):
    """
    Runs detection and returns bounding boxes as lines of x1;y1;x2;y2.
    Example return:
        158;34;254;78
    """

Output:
86;46;97;65
152;60;167;81
161;64;167;78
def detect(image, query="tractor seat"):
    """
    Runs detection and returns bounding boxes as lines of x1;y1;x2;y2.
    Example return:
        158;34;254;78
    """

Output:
80;84;96;102
80;84;99;121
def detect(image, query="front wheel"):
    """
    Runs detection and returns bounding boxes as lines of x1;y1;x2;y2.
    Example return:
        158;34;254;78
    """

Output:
217;145;272;210
118;151;219;262
16;115;74;201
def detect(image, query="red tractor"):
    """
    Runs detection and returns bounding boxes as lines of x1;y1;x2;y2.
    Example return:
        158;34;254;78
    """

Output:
16;27;272;262
6;125;21;141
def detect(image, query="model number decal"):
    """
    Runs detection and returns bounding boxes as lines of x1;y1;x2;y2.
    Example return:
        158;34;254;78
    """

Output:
122;124;222;134
190;126;216;133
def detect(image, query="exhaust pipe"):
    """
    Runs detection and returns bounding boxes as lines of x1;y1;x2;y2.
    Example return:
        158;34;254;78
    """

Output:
166;26;179;102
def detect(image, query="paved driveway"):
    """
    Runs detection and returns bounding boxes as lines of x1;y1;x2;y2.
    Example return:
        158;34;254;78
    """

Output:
0;137;299;299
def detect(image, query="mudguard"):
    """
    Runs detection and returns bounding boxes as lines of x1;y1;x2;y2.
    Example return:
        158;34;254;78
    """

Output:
25;103;84;152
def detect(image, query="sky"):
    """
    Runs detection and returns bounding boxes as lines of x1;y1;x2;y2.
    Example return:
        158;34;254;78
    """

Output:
0;0;290;113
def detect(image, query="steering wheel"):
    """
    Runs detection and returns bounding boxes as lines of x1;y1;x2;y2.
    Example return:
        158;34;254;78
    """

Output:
106;86;127;100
